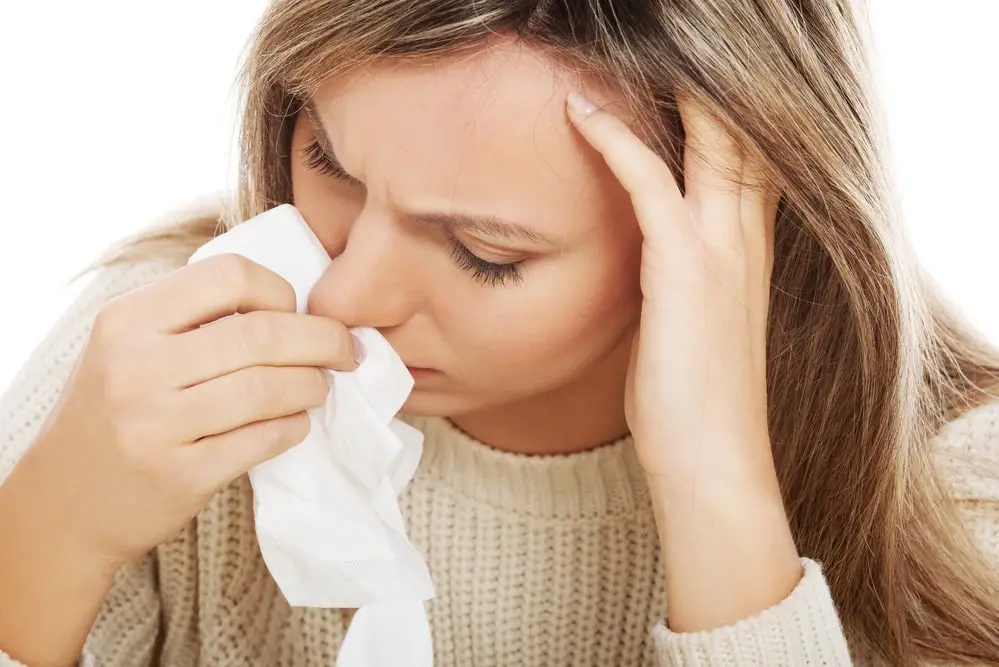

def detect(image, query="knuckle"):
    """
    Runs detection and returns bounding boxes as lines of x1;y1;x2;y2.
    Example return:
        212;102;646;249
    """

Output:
237;313;278;355
240;367;278;411
285;412;312;445
212;253;255;294
306;369;331;407
256;420;285;452
260;414;308;454
92;297;133;342
274;279;297;312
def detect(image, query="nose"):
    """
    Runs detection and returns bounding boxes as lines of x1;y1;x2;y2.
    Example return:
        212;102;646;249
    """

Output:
307;210;419;329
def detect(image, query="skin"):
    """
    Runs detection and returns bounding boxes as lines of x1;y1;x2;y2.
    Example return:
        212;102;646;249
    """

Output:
293;42;643;454
0;37;801;666
567;94;802;632
298;37;800;631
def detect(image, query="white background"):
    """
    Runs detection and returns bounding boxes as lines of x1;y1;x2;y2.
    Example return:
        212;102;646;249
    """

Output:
0;1;996;394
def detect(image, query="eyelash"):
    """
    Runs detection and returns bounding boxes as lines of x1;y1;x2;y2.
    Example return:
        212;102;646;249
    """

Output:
446;236;523;287
301;139;524;287
302;140;353;180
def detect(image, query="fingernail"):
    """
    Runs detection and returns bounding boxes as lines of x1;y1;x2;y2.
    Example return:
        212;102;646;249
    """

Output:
567;91;598;118
351;333;366;367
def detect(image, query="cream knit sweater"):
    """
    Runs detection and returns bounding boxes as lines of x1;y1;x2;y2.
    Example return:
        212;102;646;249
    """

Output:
1;257;998;667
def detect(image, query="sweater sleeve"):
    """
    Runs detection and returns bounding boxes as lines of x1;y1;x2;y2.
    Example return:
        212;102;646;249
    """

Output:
0;258;183;667
650;558;853;667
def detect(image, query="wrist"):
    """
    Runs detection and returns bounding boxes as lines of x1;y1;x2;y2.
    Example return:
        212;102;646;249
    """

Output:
646;468;794;548
645;463;786;514
639;428;784;502
643;451;802;632
1;442;123;578
0;452;119;667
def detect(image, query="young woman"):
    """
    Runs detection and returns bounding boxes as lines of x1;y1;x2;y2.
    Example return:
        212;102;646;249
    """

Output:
2;1;998;665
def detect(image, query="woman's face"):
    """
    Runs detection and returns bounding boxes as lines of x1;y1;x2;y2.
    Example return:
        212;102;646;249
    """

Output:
291;39;643;418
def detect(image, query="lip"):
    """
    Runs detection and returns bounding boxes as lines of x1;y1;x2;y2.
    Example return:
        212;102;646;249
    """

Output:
406;366;440;380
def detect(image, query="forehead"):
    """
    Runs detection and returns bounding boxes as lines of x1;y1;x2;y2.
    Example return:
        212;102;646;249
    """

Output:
311;39;625;239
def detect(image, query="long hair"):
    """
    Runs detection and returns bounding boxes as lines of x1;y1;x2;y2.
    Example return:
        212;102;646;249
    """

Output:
101;1;999;663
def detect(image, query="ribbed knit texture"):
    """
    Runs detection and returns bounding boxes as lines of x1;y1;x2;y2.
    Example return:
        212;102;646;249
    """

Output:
2;258;997;667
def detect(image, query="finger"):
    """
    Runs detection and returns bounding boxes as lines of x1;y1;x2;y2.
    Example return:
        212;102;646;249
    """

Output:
120;254;298;333
168;311;358;388
678;95;744;235
188;411;312;489
175;366;330;442
565;91;686;248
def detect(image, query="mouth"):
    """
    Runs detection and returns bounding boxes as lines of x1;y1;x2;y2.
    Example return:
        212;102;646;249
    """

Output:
405;366;441;381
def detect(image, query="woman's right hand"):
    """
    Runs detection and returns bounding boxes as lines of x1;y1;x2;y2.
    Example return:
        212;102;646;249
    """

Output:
13;253;358;569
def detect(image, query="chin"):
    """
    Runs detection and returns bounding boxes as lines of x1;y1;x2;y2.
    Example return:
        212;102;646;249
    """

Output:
399;389;503;419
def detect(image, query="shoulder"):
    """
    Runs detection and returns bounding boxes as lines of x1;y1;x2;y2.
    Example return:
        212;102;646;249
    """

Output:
933;399;999;499
932;399;999;564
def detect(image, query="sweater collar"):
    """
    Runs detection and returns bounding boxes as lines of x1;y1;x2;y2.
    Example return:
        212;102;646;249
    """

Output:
406;416;652;520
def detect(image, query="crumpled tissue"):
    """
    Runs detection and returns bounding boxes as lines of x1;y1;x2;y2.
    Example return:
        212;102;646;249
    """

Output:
187;204;435;667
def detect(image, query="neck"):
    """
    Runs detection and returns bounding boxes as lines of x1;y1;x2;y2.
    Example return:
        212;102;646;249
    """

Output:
449;336;633;456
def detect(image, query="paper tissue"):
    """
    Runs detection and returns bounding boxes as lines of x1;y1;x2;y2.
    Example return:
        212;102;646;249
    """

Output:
187;204;435;666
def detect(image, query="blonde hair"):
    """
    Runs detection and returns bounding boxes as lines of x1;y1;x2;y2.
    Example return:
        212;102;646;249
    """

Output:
102;0;999;662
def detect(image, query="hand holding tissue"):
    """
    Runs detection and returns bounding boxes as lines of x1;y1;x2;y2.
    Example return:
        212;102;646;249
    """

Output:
187;205;435;667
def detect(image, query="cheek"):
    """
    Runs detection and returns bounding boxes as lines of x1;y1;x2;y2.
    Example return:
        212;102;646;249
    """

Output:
445;242;642;375
518;287;634;368
474;187;644;376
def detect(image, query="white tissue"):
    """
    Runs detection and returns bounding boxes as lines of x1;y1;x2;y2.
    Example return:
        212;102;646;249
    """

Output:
187;204;435;667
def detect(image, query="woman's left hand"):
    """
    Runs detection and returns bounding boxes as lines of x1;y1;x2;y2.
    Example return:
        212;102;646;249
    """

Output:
566;91;802;632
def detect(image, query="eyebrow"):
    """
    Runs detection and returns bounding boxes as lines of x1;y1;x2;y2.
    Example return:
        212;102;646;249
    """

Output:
301;100;560;248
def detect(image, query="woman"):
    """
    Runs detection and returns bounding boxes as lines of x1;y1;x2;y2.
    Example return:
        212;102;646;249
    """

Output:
1;0;998;665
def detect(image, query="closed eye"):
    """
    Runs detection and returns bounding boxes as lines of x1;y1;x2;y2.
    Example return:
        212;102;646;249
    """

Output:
301;140;359;184
299;127;523;287
446;235;524;287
